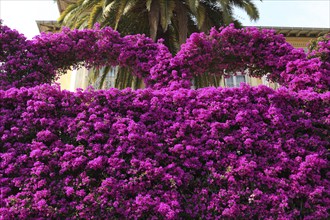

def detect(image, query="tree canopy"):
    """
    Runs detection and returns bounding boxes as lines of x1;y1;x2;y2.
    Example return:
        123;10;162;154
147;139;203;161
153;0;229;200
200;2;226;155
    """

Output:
58;0;260;51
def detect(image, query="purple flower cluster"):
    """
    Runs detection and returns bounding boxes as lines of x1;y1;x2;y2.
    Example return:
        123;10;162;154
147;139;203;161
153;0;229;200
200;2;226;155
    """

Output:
0;23;170;90
160;25;307;89
163;25;329;91
0;84;329;219
0;25;55;89
1;22;329;91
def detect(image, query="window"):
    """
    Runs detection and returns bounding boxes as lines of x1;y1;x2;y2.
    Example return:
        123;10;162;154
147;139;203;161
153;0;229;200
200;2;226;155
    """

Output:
225;75;246;87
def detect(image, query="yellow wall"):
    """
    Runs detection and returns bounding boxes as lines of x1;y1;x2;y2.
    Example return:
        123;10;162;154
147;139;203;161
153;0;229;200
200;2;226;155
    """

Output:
249;77;263;87
56;68;90;91
56;70;73;91
285;37;314;49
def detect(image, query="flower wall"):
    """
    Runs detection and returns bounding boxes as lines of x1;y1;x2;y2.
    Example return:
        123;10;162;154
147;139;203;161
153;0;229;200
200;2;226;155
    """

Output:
0;23;329;219
1;23;329;91
1;84;329;219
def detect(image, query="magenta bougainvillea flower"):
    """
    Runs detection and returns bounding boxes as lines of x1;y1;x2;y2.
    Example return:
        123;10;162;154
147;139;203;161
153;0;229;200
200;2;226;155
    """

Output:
0;22;329;219
1;23;329;91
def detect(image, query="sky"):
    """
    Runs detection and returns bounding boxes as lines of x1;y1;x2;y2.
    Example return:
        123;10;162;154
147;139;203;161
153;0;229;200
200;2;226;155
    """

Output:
0;0;329;39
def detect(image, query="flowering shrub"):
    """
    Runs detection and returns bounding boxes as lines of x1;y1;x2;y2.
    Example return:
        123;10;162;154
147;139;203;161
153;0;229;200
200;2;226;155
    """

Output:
0;22;329;219
0;24;170;90
1;23;329;91
1;84;329;219
308;34;330;63
154;26;307;89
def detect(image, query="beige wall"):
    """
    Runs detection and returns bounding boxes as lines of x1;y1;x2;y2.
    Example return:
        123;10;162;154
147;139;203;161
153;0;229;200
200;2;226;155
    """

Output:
56;68;90;91
56;70;73;91
285;37;314;49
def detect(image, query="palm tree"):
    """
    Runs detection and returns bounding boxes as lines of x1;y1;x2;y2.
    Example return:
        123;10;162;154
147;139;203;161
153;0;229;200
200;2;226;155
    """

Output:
58;0;261;89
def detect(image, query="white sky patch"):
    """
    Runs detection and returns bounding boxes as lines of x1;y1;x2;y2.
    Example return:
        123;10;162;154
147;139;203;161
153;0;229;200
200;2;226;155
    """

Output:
0;0;59;39
235;0;330;28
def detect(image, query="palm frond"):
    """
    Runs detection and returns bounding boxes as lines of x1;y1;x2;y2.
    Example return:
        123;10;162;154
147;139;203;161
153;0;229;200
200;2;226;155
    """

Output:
114;0;130;30
58;4;80;27
75;14;90;29
198;3;224;31
115;67;132;89
187;0;199;14
196;4;206;30
146;0;153;11
57;1;81;24
100;1;116;27
217;0;234;25
227;0;260;21
98;66;111;89
159;0;176;32
59;0;103;28
117;9;149;35
88;3;103;28
164;25;180;54
242;0;259;21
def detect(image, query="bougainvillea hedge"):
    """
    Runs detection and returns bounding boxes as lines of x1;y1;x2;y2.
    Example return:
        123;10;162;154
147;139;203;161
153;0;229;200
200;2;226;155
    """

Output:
1;84;329;219
0;22;329;219
1;23;329;91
